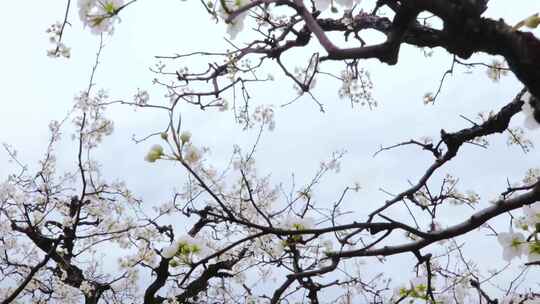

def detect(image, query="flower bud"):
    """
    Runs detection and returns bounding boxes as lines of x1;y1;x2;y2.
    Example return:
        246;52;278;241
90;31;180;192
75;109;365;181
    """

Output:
524;13;540;29
144;144;164;163
180;131;192;143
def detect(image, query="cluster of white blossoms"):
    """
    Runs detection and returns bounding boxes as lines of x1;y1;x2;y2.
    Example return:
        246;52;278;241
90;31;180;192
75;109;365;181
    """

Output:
279;216;315;246
283;216;314;231
180;132;205;165
218;0;250;39
219;0;362;39
161;235;209;264
506;126;534;152
293;55;319;94
133;88;150;106
72;89;114;148
498;202;540;263
236;104;275;130
145;131;205;165
522;91;540;130
486;59;508;82
177;131;205;165
393;277;430;303
338;68;376;108
392;274;481;303
46;22;71;58
78;0;124;34
319;150;345;173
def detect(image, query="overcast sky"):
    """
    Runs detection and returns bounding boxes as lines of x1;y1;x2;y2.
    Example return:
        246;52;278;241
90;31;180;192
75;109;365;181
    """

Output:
1;0;539;297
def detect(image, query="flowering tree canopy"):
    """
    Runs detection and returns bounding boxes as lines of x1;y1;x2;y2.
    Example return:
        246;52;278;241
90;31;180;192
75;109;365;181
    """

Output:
2;0;540;303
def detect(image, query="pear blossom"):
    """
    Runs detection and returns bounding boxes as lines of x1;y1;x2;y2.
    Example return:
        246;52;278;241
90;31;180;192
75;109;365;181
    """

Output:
226;16;247;39
522;203;540;227
486;59;508;82
161;235;208;260
11;1;540;302
523;13;540;29
179;131;191;143
218;98;229;111
134;89;149;105
392;277;428;301
514;216;530;231
162;242;179;259
183;145;201;164
409;277;426;290
523;168;540;185
46;22;71;59
101;0;124;14
78;0;94;21
0;182;14;201
392;284;409;299
497;229;527;262
144;144;164;163
218;0;249;39
453;282;470;303
283;216;314;230
78;0;124;34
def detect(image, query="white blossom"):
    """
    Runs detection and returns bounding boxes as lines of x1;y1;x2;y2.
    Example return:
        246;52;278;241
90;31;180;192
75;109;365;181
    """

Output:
453;282;470;303
162;235;208;259
486;59;508;82
134;89;149;105
226;16;247;39
523;168;540;185
78;0;124;34
497;229;527;262
283;216;314;230
162;242;179;259
522;203;540;226
145;144;164;163
46;22;71;58
183;145;201;165
219;0;249;39
180;131;192;144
